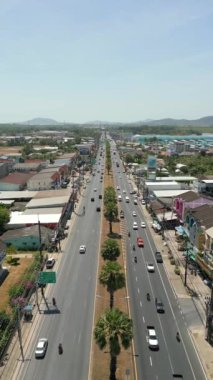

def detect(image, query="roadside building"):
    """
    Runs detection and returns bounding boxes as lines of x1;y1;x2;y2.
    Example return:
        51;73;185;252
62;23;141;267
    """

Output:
0;173;35;191
27;171;60;190
0;162;9;178
6;212;60;230
1;225;52;251
13;162;44;172
174;191;213;222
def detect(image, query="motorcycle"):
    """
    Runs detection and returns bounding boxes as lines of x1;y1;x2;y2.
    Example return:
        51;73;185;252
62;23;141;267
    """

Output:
146;293;151;301
134;256;137;263
52;297;56;306
176;332;180;342
58;343;63;354
128;232;131;237
133;245;135;251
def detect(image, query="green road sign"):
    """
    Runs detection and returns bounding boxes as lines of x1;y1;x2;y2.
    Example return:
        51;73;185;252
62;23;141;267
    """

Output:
38;271;56;284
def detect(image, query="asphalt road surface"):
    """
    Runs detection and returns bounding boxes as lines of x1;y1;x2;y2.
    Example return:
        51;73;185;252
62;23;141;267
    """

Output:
111;145;207;380
17;150;105;380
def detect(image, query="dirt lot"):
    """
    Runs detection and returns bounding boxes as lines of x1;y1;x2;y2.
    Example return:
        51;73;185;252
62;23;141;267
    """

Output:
0;257;33;313
91;169;135;380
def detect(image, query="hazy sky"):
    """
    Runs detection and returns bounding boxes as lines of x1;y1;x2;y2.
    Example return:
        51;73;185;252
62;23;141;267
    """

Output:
0;0;213;123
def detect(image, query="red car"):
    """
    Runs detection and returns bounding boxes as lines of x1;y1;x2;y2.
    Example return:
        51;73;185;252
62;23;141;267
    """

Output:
137;237;144;247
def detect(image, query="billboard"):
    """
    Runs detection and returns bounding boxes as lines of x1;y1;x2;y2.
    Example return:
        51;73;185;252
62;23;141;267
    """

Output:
147;156;157;170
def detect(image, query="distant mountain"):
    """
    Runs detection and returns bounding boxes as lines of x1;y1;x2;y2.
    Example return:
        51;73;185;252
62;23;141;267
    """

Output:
14;115;213;127
20;118;61;126
83;116;213;127
137;116;213;127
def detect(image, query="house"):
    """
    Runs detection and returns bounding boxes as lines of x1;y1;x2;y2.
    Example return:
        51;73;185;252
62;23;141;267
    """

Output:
1;225;52;251
174;191;213;222
0;173;35;191
27;171;60;190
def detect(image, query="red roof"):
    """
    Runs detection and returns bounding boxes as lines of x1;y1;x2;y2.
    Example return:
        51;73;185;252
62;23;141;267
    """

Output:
0;172;35;185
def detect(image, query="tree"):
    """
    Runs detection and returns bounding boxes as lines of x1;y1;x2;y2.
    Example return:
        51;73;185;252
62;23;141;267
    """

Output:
106;160;111;175
104;202;118;234
99;262;125;308
0;206;10;232
94;308;133;380
101;239;120;261
104;187;117;206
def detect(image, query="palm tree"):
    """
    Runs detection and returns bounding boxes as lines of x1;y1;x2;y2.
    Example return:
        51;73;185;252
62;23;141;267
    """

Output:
104;202;118;235
101;239;120;261
99;262;125;308
104;187;117;206
94;308;133;380
106;160;111;174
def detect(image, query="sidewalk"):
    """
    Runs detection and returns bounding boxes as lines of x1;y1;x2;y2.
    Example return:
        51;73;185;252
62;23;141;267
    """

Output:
0;182;86;380
139;196;213;379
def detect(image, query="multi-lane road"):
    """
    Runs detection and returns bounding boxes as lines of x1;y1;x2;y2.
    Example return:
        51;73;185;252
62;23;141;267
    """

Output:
13;140;207;380
14;150;105;380
111;144;207;380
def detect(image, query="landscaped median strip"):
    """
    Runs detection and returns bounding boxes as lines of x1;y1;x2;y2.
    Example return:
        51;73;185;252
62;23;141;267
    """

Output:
90;143;135;380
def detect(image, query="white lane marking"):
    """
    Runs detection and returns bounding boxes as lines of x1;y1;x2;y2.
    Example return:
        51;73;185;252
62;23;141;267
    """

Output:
137;288;140;294
136;276;138;282
78;332;82;344
140;301;142;307
142;214;199;379
142;316;145;323
150;356;152;366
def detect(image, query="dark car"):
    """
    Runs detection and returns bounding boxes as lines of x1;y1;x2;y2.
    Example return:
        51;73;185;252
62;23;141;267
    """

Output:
91;197;95;202
155;251;163;263
155;298;165;313
99;195;102;199
96;206;101;212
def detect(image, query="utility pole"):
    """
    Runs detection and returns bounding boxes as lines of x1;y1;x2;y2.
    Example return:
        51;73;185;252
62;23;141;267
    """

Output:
38;218;42;264
206;284;213;345
184;237;189;287
17;306;24;361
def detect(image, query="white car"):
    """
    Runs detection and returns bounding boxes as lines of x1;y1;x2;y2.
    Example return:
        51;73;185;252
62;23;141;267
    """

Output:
141;222;146;228
35;338;48;358
94;188;97;192
132;211;137;217
123;190;126;194
147;327;159;349
79;245;86;254
147;263;155;272
116;186;120;190
133;222;138;230
141;199;146;205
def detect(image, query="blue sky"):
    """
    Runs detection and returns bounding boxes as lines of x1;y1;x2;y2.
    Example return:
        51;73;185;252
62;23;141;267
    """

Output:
0;0;213;123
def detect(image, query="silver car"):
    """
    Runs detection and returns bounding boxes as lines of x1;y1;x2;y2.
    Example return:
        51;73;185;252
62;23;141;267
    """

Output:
35;338;48;358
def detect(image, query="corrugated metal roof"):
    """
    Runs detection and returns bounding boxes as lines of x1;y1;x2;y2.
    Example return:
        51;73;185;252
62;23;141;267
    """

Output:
201;180;213;184
7;212;61;225
0;172;35;184
34;189;70;198
153;190;189;198
0;191;37;200
206;227;213;239
24;207;63;215
26;196;69;208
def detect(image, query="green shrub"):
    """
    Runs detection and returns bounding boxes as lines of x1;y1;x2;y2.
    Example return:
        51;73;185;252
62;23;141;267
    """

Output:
174;266;181;275
170;258;175;265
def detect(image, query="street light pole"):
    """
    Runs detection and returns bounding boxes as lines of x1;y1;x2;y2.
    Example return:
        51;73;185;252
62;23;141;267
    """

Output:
184;237;189;287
